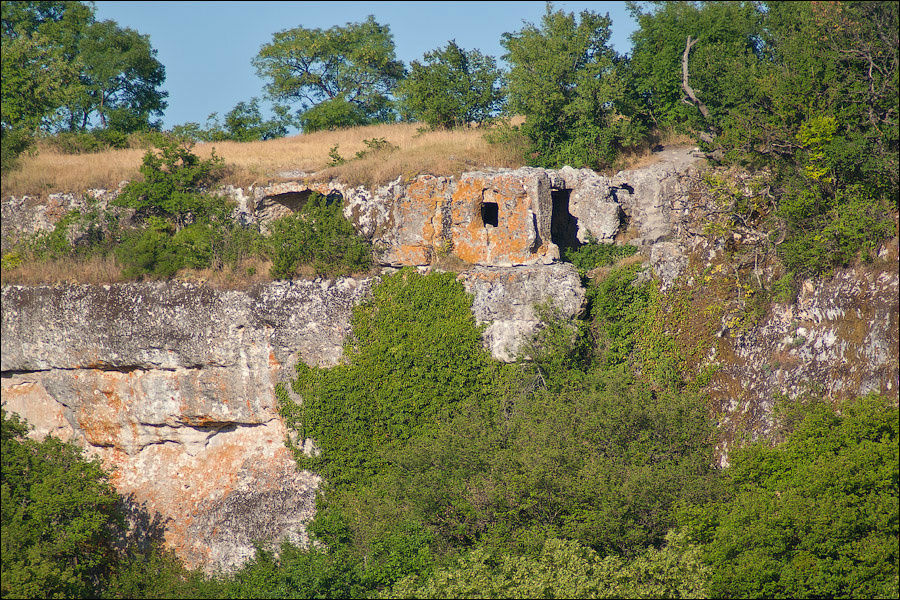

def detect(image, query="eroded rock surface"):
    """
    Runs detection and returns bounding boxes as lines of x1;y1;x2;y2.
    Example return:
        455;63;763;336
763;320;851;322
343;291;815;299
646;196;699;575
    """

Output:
461;263;585;361
1;279;373;571
708;263;899;464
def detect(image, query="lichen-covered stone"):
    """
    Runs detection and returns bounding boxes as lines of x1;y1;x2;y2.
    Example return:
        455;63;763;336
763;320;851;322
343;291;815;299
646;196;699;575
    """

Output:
460;263;586;361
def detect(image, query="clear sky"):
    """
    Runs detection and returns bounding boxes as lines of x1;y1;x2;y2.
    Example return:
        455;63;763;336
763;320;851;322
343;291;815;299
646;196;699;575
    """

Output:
93;1;639;131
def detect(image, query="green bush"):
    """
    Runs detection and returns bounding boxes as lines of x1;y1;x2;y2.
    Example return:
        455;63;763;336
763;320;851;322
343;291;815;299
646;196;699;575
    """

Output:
777;183;893;276
43;129;130;154
297;97;372;133
388;533;709;599
267;193;371;278
2;410;124;598
280;269;496;485
683;394;899;599
396;41;504;129
588;263;650;368
114;138;227;228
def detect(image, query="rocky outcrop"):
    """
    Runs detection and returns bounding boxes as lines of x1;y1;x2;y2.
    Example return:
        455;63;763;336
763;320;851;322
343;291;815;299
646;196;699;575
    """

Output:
1;279;374;572
708;262;899;464
1;147;705;274
461;263;586;361
1;265;585;571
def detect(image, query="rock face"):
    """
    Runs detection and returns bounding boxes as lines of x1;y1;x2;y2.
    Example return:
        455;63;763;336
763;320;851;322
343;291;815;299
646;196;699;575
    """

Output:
1;279;374;571
460;263;585;361
4;144;896;571
708;263;899;464
1;266;585;571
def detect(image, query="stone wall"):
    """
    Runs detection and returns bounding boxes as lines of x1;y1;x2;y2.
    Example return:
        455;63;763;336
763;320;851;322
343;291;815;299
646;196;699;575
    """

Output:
0;147;704;269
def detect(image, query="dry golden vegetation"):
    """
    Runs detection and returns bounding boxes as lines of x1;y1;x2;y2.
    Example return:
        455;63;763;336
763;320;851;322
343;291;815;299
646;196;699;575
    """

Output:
1;122;529;197
1;120;694;198
0;255;125;286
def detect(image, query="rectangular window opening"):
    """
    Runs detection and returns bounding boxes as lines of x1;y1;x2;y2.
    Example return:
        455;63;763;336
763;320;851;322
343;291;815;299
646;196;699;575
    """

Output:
481;201;499;227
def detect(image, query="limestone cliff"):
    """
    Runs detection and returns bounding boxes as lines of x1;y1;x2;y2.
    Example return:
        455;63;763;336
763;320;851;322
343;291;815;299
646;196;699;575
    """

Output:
2;147;897;572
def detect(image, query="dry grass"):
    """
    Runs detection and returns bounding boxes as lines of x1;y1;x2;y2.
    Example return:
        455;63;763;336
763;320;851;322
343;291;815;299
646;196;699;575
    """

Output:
0;254;125;286
607;130;696;174
1;122;529;197
1;121;699;198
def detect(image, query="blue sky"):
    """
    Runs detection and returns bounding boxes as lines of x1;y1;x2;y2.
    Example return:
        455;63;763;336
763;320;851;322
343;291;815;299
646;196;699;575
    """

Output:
93;1;639;130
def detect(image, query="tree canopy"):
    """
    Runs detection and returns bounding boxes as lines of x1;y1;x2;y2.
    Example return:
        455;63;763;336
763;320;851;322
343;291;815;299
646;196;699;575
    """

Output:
1;0;167;170
501;5;641;168
253;15;404;132
396;40;504;129
1;0;167;134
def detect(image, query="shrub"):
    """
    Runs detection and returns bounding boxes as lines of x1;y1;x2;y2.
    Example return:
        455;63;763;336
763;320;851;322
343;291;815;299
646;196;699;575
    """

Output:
267;192;371;278
684;394;899;599
777;183;893;276
2;410;124;598
114;138;227;228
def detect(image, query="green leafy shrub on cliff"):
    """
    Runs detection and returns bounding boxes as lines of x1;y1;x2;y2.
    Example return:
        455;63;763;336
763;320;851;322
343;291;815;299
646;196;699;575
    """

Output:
114;138;226;227
562;241;638;276
279;269;498;485
1;410;138;598
681;394;899;599
267;192;371;279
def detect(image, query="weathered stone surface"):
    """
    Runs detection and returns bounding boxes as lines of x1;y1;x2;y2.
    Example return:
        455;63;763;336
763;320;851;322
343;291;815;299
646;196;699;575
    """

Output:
1;279;375;572
708;263;900;464
0;188;124;251
460;263;586;361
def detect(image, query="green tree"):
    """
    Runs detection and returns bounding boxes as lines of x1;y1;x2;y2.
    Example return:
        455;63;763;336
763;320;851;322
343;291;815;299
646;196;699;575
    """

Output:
396;40;504;129
683;394;899;599
68;18;167;132
174;98;292;143
113;137;225;228
501;4;637;168
1;1;166;135
253;15;405;132
1;409;123;598
626;1;763;143
1;1;88;168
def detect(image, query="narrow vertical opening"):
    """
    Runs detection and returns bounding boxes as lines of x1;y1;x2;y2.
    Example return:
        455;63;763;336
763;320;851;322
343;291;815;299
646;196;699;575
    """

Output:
550;189;579;249
481;201;499;227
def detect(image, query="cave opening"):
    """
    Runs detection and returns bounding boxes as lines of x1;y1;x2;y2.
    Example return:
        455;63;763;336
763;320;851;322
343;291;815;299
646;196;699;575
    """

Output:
550;188;579;250
481;201;499;227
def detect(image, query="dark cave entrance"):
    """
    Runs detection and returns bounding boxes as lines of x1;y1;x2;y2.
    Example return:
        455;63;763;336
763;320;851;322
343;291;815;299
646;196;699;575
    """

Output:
481;201;499;227
550;188;579;250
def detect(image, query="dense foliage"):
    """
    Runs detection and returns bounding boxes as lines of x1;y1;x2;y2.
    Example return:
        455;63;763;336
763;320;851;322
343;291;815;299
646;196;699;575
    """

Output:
396;40;504;129
501;6;641;168
1;3;898;597
1;410;123;598
1;0;167;169
253;15;404;132
264;268;722;597
684;394;899;599
625;0;897;276
267;192;371;279
171;98;292;143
